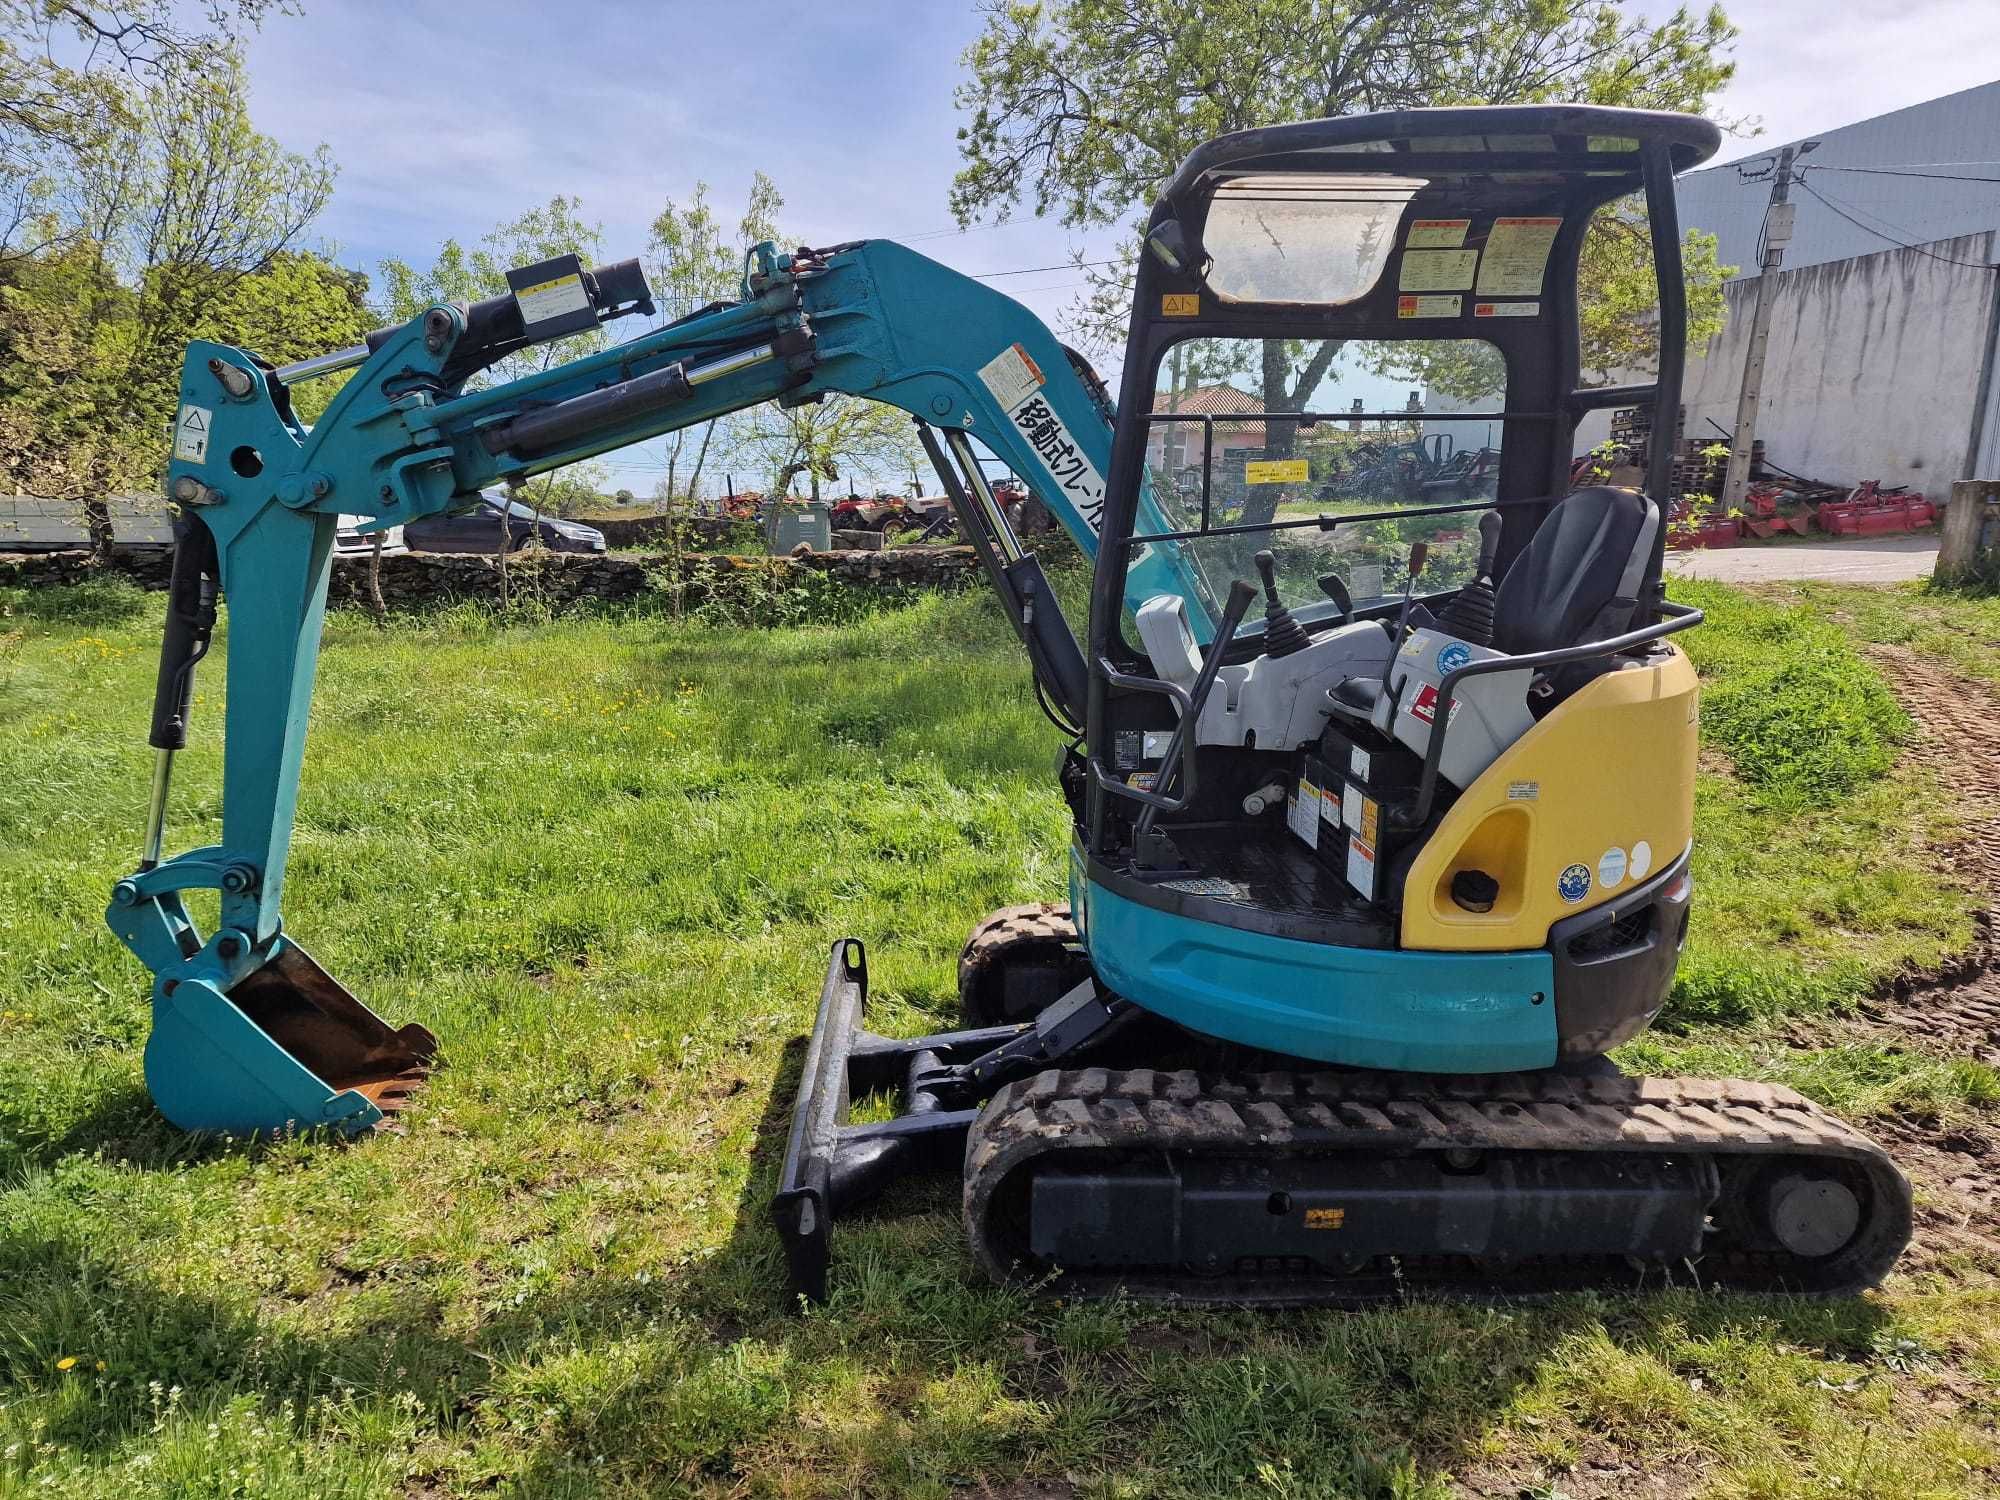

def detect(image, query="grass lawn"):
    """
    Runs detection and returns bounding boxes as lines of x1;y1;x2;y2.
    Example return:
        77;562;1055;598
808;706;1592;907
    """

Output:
1;571;1997;1498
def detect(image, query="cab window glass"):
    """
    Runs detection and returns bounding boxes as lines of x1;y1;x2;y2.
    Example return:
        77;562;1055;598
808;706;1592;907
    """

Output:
1143;336;1503;614
1201;174;1424;306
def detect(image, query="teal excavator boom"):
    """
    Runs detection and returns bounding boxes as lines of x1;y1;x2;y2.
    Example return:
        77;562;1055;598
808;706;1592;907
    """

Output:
111;236;1202;1135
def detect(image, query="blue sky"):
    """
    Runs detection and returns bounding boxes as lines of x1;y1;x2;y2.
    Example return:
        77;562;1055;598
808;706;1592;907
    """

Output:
236;0;2000;489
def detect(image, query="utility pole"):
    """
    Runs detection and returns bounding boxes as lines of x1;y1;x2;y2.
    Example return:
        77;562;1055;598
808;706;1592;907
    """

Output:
1722;139;1816;509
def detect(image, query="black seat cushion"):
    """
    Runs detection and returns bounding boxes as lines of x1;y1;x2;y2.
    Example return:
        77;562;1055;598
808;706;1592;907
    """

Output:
1492;487;1655;656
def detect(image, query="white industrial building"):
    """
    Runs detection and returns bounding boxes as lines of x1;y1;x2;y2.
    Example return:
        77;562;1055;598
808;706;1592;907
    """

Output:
1668;79;2000;502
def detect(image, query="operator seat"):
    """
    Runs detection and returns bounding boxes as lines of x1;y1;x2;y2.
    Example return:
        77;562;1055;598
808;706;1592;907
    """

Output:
1329;486;1659;719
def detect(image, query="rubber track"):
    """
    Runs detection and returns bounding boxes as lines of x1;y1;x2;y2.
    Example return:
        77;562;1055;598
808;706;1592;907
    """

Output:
965;1067;1913;1303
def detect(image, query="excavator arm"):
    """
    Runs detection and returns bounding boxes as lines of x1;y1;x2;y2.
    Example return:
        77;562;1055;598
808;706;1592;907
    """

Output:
107;236;1203;1135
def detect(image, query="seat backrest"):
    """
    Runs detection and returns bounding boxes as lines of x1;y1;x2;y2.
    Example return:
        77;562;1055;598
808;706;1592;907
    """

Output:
1492;487;1658;656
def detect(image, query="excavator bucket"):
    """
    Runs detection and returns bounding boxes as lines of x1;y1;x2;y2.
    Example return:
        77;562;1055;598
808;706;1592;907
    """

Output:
143;941;436;1137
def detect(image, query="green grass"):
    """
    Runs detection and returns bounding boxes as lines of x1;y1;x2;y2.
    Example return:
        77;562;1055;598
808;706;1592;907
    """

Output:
0;574;1995;1497
1761;577;2000;691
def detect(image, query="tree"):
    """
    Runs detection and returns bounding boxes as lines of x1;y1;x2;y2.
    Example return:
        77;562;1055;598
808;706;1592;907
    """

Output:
953;0;1741;522
202;250;375;423
0;0;283;260
732;395;917;505
0;50;336;552
380;199;610;602
645;173;781;508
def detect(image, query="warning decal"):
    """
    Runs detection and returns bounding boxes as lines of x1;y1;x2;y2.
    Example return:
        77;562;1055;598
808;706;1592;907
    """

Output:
1289;778;1321;849
173;404;212;465
1476;217;1561;296
514;272;589;329
1474;300;1540;318
1161;293;1201;317
978;342;1046;411
983;341;1105;531
1347;835;1378;902
1399;248;1479;292
1404;218;1469;249
1245;458;1309;485
1398;294;1462;320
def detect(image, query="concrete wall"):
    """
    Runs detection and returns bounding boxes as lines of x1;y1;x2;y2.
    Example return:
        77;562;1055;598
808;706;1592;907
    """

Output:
1676;231;1999;501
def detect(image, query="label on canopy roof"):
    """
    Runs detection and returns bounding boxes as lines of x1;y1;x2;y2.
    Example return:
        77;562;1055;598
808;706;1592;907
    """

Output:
1405;218;1469;249
1398;294;1462;319
1476;217;1562;296
1398;248;1479;292
1474;300;1540;318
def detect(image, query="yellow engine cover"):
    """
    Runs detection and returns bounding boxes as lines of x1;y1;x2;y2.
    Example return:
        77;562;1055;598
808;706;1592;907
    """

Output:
1399;645;1697;952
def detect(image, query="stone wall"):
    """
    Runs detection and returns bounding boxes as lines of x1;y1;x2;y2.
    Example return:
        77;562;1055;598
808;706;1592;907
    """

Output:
587;513;753;550
0;545;983;614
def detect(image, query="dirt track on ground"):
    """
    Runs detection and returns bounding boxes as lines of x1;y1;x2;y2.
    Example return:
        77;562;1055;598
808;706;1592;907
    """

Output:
1859;646;2000;1275
1865;645;2000;1064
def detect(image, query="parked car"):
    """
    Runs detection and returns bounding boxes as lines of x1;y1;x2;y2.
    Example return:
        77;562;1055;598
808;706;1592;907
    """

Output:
402;493;606;554
334;514;407;556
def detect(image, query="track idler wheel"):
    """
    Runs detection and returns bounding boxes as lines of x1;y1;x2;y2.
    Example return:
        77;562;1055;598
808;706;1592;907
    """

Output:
957;903;1094;1027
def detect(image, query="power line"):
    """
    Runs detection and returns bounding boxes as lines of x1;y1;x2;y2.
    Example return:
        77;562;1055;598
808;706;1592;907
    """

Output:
1793;179;1998;269
1810;164;2000;186
972;258;1119;279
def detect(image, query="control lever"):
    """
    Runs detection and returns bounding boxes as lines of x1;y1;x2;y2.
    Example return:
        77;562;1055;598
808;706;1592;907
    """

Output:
1316;571;1353;625
1437;509;1502;647
1253;550;1310;657
1132;576;1259;866
1387;540;1429;660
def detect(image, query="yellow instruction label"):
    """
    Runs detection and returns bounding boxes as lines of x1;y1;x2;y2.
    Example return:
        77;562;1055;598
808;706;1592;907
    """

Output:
514;272;589;327
1477;217;1562;296
1305;1207;1347;1230
1245;458;1309;485
1405;218;1469;249
1161;293;1200;317
1398;248;1479;292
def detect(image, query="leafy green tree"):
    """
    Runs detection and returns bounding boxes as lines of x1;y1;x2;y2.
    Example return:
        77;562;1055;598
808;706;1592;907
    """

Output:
646;173;781;507
379;199;610;591
0;0;283;260
200;251;375;422
0;51;334;550
732;394;917;505
954;0;1741;521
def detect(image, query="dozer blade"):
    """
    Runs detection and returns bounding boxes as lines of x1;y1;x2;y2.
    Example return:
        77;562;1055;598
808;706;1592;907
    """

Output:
144;940;437;1137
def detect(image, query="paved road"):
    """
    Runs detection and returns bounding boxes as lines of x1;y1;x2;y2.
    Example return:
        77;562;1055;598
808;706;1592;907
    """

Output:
1665;533;1938;584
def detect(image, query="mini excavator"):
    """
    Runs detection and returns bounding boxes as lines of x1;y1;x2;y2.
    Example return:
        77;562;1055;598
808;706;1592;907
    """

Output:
114;106;1910;1304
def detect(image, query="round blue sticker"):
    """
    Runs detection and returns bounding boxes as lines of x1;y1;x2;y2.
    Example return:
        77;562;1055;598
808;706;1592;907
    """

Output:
1557;864;1592;903
1437;641;1473;674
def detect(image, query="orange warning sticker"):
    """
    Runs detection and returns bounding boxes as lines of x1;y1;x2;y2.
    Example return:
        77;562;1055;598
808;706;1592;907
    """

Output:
1161;293;1200;317
1398;294;1462;319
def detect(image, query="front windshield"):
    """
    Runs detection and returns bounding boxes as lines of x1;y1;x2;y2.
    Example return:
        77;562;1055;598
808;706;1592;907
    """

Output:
1141;336;1505;618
